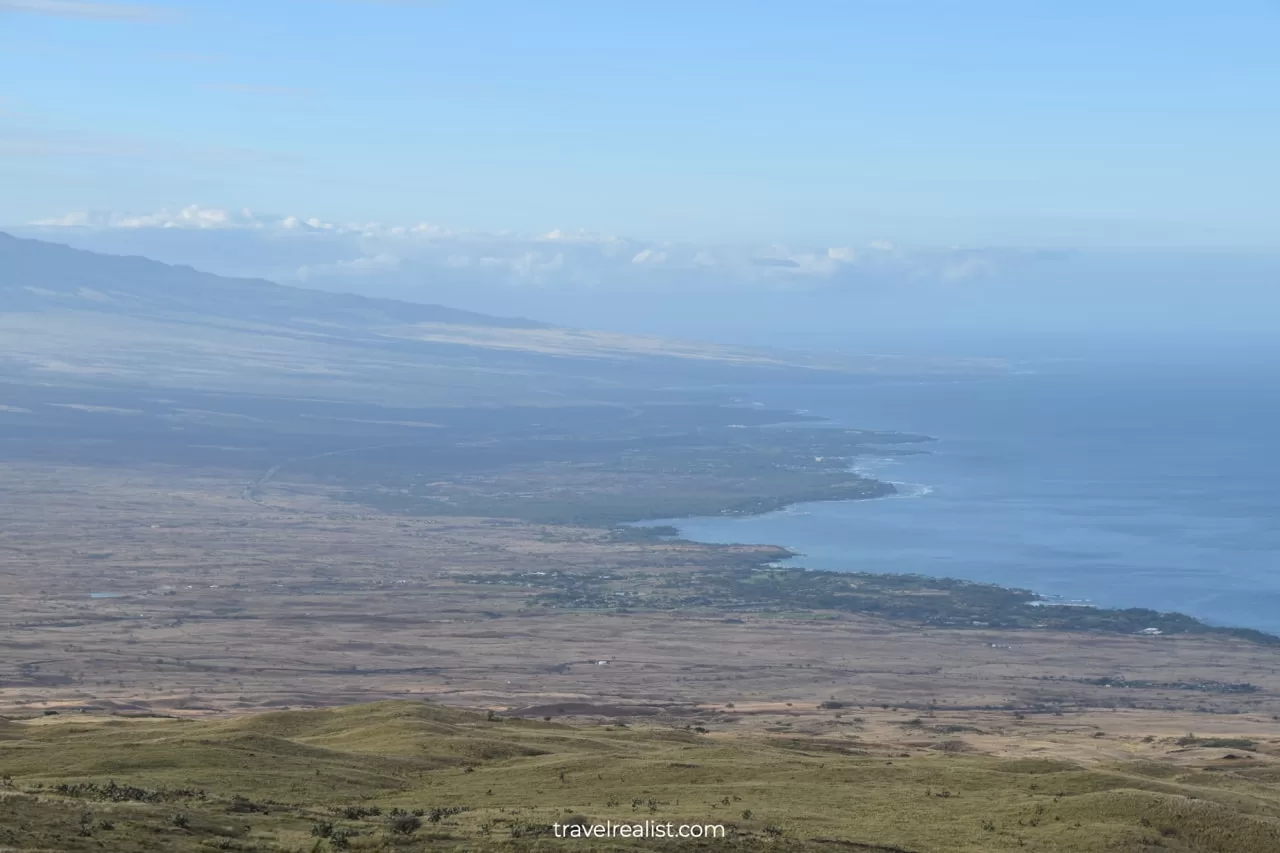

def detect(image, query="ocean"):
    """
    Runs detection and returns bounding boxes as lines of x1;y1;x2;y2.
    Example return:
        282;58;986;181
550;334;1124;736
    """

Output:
655;356;1280;634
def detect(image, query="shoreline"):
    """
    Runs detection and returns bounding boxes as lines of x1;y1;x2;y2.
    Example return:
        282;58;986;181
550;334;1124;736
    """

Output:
641;513;1280;646
627;415;1280;645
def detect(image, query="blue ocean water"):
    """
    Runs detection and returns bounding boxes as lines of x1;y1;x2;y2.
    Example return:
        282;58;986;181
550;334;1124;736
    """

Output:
660;359;1280;634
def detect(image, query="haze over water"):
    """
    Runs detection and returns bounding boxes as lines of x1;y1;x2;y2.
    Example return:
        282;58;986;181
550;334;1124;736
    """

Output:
659;351;1280;634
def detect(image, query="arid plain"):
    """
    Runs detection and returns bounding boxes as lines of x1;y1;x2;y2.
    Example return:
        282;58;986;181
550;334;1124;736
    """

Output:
4;462;1278;743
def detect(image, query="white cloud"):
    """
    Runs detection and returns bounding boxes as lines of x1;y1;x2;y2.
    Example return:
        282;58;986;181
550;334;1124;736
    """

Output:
630;248;667;266
295;252;401;278
939;255;999;282
16;204;1040;295
538;228;624;245
32;205;272;230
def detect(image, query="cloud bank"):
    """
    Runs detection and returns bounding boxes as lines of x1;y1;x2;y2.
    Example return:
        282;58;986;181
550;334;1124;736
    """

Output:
12;205;1280;353
21;205;1046;295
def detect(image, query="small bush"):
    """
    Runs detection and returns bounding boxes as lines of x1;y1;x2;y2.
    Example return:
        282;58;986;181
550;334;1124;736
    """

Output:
228;795;268;814
427;805;471;823
1176;736;1256;750
339;805;382;820
388;814;422;835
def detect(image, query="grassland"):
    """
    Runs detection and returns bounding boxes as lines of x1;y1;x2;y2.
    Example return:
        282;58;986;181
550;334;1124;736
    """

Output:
3;700;1280;852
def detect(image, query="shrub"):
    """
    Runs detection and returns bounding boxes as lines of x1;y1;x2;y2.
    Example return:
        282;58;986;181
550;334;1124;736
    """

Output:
427;805;471;823
229;795;268;814
339;805;381;820
388;814;422;835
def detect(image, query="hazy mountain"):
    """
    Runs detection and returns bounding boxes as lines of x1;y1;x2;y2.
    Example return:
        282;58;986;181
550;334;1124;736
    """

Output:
2;232;998;410
0;231;542;332
16;213;1280;361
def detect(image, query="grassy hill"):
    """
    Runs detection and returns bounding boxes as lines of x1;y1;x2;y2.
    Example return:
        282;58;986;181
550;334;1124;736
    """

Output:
2;701;1278;852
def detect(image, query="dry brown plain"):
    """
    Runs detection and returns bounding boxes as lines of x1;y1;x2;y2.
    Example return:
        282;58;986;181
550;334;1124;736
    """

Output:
2;460;1278;767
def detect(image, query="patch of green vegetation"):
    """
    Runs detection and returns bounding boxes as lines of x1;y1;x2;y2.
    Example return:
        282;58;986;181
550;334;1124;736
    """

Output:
353;474;893;527
1175;736;1258;750
606;524;680;543
305;423;915;525
461;565;1280;645
1;702;1278;852
1055;678;1260;694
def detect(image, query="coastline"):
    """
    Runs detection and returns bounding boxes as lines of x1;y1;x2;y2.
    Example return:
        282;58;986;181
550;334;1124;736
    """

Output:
632;511;1280;646
627;411;1280;646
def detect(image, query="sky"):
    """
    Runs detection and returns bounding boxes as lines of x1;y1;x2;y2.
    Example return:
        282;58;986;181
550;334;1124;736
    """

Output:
2;0;1278;248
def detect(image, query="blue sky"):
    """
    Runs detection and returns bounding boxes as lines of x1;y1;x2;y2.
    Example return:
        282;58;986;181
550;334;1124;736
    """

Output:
2;0;1278;246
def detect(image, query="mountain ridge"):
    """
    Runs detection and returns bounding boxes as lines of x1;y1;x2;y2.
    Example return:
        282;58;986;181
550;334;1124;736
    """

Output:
0;231;544;332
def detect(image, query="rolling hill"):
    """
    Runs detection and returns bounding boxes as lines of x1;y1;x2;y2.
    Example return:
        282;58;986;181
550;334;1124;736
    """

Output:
1;700;1277;852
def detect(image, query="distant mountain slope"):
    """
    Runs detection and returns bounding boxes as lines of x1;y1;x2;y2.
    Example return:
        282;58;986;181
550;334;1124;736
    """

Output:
0;231;543;331
0;232;1003;405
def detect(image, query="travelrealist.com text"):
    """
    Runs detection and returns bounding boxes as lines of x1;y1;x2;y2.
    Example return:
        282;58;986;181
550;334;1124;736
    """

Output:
552;820;726;839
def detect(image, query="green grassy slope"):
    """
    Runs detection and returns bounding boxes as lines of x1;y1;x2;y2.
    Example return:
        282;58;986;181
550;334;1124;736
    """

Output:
2;702;1278;852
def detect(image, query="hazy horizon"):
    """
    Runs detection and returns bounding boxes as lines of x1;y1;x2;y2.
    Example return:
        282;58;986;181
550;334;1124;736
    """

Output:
9;210;1280;359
